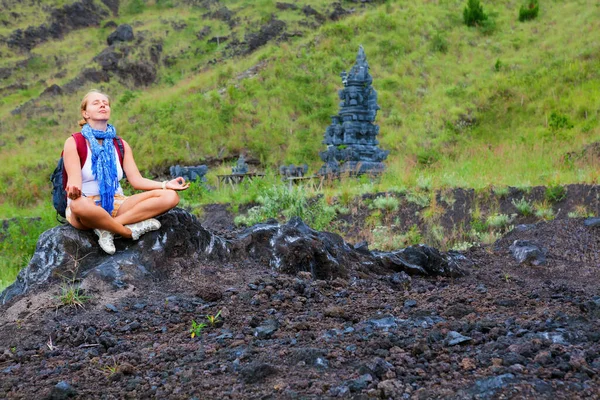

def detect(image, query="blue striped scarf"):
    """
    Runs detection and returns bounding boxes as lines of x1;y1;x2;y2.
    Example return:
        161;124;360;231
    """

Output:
81;124;119;215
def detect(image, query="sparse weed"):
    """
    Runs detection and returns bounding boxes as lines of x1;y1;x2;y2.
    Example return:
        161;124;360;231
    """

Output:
58;284;91;309
206;310;222;326
406;191;430;208
451;241;476;251
512;197;534;216
190;320;207;338
486;213;512;229
534;202;555;220
567;205;594;218
493;186;510;198
545;184;567;203
371;196;400;213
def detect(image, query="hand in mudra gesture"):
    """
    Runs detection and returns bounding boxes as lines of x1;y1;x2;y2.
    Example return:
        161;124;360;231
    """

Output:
165;177;190;191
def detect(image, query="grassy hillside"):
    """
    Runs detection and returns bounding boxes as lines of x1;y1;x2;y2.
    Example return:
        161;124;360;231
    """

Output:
1;0;600;289
1;0;599;215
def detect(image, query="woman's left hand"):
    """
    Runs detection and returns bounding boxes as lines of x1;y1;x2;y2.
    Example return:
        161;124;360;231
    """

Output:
166;177;190;191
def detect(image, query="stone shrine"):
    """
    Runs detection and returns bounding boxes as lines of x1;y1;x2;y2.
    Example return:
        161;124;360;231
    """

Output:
232;155;249;174
169;164;208;183
319;46;388;175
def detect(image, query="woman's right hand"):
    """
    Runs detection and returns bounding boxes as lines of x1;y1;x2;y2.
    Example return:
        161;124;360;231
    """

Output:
66;183;82;200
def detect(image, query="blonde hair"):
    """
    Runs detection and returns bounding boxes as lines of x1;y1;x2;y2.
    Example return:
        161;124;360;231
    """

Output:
78;89;111;128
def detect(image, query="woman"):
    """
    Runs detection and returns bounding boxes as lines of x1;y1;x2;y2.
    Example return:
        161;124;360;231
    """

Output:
64;90;189;254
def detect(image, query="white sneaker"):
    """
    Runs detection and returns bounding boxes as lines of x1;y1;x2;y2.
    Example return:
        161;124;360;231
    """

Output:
125;218;161;240
94;229;116;255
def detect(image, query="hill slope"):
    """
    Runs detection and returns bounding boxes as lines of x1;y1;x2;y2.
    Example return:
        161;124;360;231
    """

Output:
0;0;599;214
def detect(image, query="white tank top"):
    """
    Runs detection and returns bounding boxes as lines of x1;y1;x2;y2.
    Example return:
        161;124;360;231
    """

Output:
81;142;124;197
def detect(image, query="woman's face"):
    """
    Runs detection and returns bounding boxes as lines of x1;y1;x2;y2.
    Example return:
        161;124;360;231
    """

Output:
83;92;111;123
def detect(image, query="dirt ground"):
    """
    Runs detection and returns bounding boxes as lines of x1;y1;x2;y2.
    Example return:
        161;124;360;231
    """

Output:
1;186;600;399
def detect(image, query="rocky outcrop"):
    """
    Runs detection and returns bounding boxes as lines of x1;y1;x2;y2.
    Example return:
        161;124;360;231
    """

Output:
7;0;109;51
1;210;466;304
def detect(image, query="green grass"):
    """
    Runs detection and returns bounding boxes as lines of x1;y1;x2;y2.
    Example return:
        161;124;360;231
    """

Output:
1;0;600;288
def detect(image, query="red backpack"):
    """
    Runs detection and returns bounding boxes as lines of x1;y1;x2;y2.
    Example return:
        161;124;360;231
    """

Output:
51;132;125;218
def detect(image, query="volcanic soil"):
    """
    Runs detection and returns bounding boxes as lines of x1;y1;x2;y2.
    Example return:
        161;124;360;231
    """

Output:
2;189;600;399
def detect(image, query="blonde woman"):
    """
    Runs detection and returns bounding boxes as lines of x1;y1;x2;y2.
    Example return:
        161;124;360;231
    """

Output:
63;90;189;254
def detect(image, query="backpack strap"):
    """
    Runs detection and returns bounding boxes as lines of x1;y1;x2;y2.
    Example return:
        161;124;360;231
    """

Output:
113;137;125;167
62;133;126;190
72;132;87;167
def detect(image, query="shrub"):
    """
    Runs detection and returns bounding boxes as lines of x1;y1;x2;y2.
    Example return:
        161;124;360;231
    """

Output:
372;196;400;213
124;0;145;15
549;112;574;131
486;213;512;229
512;197;533;216
545;184;567;203
519;0;539;22
534;202;554;220
430;31;448;53
234;185;336;231
463;0;488;27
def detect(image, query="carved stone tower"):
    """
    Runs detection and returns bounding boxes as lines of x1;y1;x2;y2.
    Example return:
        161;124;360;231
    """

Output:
319;46;388;175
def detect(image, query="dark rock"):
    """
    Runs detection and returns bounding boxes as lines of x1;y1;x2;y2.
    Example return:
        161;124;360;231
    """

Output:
302;5;325;23
359;357;394;379
196;26;211;40
373;245;466;277
107;24;134;46
104;303;118;312
509;240;547;265
289;348;328;367
446;331;472;346
100;0;118;15
276;2;297;10
580;296;600;318
240;363;277;383
467;374;516;398
0;67;12;80
348;374;372;392
330;3;351;20
48;381;77;399
103;21;118;29
0;209;228;304
7;0;109;51
234;217;350;280
584;217;600;227
244;19;286;53
254;319;279;339
40;84;63;97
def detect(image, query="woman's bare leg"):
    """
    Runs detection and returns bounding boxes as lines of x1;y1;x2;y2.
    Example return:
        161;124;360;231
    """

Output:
114;189;179;225
68;197;133;237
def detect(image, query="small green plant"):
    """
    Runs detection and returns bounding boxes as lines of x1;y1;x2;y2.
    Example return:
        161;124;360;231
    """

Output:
430;31;448;53
545;184;567;203
372;196;400;213
124;0;145;15
463;0;488;27
493;186;509;198
567;205;594;218
58;284;91;308
512;197;534;216
502;272;512;282
486;214;512;229
519;0;539;22
10;346;16;353
406;191;430;208
101;357;120;376
534;202;554;220
206;310;222;326
451;241;476;251
494;59;502;72
548;112;574;131
190;320;207;338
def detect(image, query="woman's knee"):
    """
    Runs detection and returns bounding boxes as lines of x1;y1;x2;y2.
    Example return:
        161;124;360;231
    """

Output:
69;197;93;215
164;189;180;208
